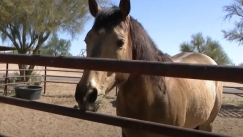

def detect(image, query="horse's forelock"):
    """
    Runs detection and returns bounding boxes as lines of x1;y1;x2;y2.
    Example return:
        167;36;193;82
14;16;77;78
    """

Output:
93;6;124;32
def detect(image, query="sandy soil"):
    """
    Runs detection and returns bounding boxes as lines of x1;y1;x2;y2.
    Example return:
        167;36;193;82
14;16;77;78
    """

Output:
0;83;242;137
0;63;243;137
0;83;120;137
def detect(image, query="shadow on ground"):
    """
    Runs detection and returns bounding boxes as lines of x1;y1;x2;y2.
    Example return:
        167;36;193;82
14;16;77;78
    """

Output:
110;100;116;108
219;104;243;118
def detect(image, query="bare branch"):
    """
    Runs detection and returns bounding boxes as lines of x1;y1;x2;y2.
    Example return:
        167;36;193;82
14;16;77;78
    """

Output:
222;0;243;45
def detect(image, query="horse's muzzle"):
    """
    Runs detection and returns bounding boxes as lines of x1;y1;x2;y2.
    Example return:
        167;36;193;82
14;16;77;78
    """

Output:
75;85;98;111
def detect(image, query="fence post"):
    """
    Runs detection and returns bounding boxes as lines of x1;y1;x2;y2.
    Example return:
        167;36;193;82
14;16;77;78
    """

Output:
44;66;47;94
3;63;9;96
23;68;26;82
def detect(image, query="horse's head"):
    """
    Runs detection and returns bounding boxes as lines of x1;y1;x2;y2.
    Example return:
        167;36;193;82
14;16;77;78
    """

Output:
75;0;132;111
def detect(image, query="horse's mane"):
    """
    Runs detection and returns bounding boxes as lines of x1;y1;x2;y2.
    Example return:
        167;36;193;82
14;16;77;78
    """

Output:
129;17;172;62
93;6;172;87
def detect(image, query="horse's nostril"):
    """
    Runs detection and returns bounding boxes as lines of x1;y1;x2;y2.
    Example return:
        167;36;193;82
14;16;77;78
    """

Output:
87;88;98;103
75;85;81;102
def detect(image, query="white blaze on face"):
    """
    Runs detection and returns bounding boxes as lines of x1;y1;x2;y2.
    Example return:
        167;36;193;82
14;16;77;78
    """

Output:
90;78;105;96
90;79;97;88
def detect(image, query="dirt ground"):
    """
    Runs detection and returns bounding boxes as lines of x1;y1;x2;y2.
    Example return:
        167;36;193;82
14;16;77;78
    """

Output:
0;63;243;137
0;83;120;137
0;83;242;137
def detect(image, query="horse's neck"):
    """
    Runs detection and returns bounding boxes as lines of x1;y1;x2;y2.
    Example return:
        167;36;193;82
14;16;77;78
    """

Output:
119;74;167;104
117;74;169;120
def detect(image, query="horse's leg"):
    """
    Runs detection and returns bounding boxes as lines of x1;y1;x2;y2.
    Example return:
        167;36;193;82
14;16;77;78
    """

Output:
197;107;218;131
198;87;222;132
200;123;214;132
122;130;127;137
198;106;219;132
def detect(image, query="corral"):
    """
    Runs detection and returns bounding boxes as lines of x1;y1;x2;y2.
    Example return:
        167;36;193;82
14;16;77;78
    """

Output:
0;54;243;137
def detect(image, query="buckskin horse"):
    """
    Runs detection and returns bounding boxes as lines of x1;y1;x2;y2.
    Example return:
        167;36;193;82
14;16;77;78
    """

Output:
75;0;223;136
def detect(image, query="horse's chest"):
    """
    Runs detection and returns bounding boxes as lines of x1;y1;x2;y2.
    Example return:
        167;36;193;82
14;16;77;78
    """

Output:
116;94;169;137
116;91;168;123
116;92;149;120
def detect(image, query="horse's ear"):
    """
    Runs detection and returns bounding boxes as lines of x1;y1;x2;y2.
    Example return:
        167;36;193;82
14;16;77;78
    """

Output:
119;0;131;19
88;0;101;17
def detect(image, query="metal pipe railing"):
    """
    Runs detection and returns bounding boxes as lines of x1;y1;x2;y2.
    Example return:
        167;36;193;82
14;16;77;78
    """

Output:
0;96;232;137
0;53;242;83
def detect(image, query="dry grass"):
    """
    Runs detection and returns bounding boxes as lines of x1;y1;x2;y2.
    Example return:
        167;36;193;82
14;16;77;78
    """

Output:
222;94;243;107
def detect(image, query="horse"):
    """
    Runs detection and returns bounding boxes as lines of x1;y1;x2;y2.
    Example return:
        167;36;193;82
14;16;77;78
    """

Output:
75;0;223;136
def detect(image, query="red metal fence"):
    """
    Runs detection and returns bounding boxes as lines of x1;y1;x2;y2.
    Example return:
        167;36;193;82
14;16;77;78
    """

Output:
0;64;83;95
0;53;242;137
0;66;119;96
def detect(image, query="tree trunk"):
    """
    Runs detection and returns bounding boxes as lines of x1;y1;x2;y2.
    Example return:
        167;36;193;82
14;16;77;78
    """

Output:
18;64;35;82
16;32;50;82
196;44;202;53
17;48;34;82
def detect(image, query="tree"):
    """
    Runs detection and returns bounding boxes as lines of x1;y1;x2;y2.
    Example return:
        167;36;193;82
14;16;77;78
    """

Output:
239;63;243;67
222;0;243;45
180;33;232;65
0;0;108;81
41;34;72;56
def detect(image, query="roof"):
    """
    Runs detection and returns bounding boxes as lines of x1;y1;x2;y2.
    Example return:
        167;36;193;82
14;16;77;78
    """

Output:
0;46;16;51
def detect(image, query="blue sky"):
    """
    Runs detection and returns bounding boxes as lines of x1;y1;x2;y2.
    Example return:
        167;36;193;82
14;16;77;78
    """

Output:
1;0;242;65
66;0;243;65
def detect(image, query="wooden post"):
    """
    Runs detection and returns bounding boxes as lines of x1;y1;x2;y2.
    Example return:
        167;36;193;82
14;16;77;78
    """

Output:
23;68;26;82
3;63;9;96
44;66;47;94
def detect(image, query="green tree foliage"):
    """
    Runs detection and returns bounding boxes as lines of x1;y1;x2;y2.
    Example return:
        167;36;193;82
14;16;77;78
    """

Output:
0;0;108;81
41;34;72;56
222;0;243;45
180;33;232;65
239;63;243;67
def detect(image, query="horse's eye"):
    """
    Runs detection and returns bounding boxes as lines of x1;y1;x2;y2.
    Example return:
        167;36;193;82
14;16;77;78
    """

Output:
116;39;124;47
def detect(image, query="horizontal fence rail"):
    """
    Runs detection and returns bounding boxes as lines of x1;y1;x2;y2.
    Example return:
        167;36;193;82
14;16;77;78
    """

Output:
0;96;232;137
43;80;78;84
44;75;80;79
2;75;42;78
0;133;11;137
0;81;40;86
0;54;242;83
45;69;83;73
0;69;83;73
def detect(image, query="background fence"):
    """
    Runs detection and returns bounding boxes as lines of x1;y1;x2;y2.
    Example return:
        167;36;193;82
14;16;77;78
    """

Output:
0;63;119;97
0;48;87;96
0;63;82;96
